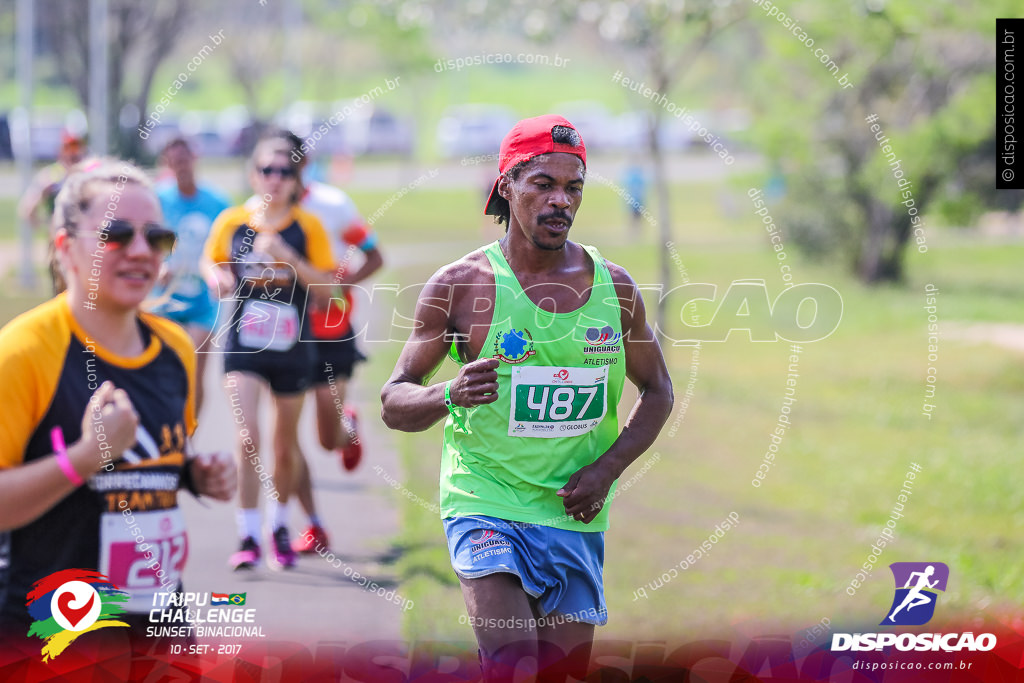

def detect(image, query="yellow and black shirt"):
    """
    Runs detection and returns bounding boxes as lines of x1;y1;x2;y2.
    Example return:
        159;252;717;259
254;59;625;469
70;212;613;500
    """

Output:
204;205;334;354
0;294;196;622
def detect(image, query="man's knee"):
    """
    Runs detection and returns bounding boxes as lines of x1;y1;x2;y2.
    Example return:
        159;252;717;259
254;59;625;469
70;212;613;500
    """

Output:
480;639;539;681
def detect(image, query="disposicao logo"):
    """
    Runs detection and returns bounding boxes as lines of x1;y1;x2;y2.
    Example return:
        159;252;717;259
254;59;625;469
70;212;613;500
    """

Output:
883;562;948;626
26;569;129;661
831;562;996;653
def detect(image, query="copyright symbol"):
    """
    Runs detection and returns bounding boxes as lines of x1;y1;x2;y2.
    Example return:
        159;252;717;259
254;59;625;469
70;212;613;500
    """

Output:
1003;168;1014;182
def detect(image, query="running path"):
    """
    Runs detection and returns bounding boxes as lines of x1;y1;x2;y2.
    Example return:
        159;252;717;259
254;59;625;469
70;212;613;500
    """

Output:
180;346;407;645
944;322;1024;353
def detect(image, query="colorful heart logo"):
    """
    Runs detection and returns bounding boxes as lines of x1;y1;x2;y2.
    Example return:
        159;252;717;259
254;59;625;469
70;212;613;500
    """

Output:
56;591;95;629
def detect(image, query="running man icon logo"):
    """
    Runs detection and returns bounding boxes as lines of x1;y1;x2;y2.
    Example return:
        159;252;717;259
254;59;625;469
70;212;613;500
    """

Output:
882;562;949;626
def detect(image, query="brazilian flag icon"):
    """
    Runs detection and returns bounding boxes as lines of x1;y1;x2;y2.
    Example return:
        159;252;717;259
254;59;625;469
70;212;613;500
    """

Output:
228;593;246;606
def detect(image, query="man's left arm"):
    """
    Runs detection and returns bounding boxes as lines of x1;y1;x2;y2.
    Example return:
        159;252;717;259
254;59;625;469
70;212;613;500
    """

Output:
558;266;674;523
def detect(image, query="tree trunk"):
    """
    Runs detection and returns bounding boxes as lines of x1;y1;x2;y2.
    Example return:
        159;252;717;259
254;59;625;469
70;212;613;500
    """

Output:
650;111;673;337
857;199;894;283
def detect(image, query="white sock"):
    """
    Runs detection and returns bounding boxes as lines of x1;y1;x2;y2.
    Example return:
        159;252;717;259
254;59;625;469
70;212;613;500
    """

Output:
267;501;289;531
308;514;322;528
237;508;261;541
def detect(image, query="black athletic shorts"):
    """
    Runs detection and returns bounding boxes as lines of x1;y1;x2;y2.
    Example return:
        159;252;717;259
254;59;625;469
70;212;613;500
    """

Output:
223;342;317;395
310;334;366;385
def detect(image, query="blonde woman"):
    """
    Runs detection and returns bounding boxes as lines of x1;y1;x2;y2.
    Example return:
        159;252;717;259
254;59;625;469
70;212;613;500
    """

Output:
0;159;235;632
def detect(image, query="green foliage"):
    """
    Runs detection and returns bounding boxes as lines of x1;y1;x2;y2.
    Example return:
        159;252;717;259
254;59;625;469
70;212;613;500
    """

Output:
341;181;1024;639
742;0;1021;282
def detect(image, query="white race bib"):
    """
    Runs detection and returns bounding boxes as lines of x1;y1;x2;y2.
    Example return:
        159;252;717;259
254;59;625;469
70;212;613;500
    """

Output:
237;299;300;351
509;365;608;438
99;509;188;613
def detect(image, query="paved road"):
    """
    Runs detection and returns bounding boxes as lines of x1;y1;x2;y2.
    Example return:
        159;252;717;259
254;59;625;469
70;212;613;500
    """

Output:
180;348;407;646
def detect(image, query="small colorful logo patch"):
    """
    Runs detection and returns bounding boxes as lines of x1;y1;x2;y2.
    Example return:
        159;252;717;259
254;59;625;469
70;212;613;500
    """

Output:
212;592;247;606
26;569;129;661
468;529;512;562
882;562;949;626
470;530;501;545
493;328;536;364
582;325;621;354
584;325;620;346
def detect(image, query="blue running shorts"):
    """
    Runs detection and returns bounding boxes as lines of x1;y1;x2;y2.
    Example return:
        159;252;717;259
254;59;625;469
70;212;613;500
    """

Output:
443;515;607;625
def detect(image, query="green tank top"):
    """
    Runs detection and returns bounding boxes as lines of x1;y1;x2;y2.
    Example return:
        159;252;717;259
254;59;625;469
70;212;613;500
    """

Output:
440;241;626;531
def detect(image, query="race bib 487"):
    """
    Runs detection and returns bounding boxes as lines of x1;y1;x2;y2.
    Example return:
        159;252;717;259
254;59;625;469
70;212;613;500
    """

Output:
509;366;608;438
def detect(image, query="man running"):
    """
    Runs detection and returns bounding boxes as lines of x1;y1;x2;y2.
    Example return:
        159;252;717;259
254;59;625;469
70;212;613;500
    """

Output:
381;115;673;681
150;137;231;417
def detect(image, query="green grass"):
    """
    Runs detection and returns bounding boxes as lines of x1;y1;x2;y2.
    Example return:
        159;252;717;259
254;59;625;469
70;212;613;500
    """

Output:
3;177;1020;644
340;183;1024;642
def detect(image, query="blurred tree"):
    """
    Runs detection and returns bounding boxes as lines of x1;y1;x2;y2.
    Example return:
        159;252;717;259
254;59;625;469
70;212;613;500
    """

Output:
744;0;1023;283
208;0;435;147
207;2;286;125
37;0;194;161
428;0;747;333
562;0;746;331
304;0;436;83
0;0;15;86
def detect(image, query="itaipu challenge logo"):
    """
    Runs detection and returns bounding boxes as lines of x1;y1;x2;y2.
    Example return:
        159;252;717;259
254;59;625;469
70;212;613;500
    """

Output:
26;569;129;661
882;561;949;626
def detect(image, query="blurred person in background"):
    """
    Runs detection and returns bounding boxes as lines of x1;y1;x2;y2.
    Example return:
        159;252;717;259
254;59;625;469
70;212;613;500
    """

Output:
0;159;235;636
17;132;87;294
254;129;384;554
621;159;648;234
148;137;232;417
204;134;335;571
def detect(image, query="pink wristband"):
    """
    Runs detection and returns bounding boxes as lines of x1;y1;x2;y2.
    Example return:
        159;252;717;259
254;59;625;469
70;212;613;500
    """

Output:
51;426;84;487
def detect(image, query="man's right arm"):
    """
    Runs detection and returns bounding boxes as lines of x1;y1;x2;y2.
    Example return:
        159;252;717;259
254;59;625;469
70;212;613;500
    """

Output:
381;268;498;432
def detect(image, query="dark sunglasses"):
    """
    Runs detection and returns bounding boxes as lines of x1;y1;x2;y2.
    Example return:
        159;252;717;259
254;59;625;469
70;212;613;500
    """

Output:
72;219;177;254
259;165;296;178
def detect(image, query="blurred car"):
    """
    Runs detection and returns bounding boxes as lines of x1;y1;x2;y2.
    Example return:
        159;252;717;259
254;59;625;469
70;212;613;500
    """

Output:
179;110;232;157
277;100;323;140
344;105;414;157
552;101;618;152
436;104;517;159
30;117;71;161
217;105;254;157
618;107;752;154
276;100;345;157
617;110;705;151
141;117;183;157
0;113;11;160
616;110;652;150
7;108;87;161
